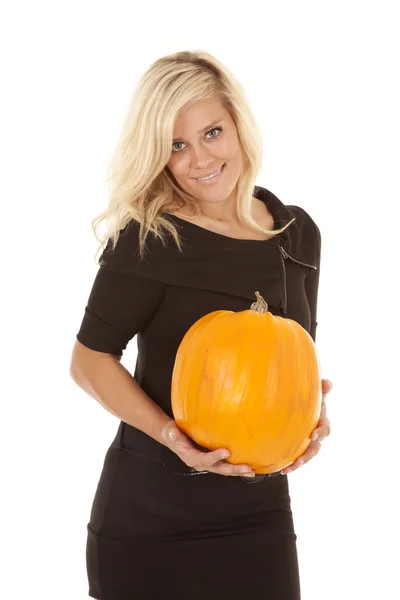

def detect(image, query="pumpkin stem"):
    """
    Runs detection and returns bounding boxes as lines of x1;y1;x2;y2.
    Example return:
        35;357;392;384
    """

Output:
250;291;269;313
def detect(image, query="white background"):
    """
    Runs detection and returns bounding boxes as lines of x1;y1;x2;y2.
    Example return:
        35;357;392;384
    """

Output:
2;1;399;598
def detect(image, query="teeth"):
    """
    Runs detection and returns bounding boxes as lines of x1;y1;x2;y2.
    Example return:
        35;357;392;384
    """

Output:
197;166;222;180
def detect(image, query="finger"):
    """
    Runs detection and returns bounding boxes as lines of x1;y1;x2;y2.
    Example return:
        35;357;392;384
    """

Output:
203;453;256;476
191;448;231;470
210;464;256;477
191;460;255;477
212;453;255;475
282;441;322;474
301;440;322;461
208;448;233;465
216;461;256;476
177;440;255;477
322;379;333;394
311;424;330;441
311;428;328;441
208;452;255;474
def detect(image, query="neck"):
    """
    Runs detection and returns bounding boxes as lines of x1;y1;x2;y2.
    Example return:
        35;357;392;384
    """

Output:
187;191;251;224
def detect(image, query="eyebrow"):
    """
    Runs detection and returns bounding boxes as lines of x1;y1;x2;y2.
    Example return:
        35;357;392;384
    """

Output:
173;119;225;143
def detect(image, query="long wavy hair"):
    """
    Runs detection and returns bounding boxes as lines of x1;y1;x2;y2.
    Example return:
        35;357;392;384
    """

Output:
92;50;295;263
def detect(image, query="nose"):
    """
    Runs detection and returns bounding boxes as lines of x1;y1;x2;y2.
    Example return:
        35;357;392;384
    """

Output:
190;144;215;169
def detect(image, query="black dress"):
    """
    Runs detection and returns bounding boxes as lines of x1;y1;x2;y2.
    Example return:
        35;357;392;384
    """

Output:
76;185;321;600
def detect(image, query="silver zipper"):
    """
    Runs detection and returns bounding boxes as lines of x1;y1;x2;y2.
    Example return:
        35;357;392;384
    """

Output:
278;245;317;270
278;246;288;314
277;245;318;315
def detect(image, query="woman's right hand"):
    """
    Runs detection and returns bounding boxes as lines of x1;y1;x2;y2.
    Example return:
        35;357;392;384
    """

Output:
161;420;255;478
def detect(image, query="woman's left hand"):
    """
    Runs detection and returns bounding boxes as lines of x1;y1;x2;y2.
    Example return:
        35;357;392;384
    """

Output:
280;378;332;475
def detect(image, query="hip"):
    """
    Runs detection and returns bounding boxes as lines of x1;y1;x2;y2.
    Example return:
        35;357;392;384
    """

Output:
89;433;294;542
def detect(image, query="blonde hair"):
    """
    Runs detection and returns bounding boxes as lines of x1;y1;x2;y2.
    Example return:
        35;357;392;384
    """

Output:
92;50;295;263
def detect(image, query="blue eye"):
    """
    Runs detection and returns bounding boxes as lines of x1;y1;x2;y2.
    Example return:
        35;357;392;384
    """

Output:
172;126;223;153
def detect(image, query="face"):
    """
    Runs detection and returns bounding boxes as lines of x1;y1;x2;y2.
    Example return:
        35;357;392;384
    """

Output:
166;98;243;207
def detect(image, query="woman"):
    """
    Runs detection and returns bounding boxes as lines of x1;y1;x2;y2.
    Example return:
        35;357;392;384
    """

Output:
70;50;332;600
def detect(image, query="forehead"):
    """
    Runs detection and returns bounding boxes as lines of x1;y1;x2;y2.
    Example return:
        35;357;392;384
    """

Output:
173;98;230;133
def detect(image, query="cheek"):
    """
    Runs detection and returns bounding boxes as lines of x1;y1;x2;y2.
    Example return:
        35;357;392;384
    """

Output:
220;136;242;162
167;157;188;179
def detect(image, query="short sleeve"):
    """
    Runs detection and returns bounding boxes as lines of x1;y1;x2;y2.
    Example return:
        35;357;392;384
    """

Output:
304;223;321;343
76;223;165;356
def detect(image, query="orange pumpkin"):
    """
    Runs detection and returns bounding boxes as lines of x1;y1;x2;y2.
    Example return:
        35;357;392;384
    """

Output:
171;292;322;474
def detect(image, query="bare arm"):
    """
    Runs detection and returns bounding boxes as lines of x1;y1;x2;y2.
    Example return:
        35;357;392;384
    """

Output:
71;233;255;475
69;339;174;446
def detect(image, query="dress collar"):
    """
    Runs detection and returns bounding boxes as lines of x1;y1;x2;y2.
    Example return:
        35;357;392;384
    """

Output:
254;185;320;268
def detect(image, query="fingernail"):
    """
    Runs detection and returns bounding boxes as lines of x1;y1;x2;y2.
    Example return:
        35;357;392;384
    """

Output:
311;432;319;441
221;451;230;459
168;429;176;441
297;459;304;466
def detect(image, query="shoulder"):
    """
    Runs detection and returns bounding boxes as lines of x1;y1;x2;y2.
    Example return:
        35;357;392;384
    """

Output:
99;220;166;273
99;221;139;271
257;185;321;264
256;187;320;244
287;204;321;252
98;218;183;281
275;196;321;267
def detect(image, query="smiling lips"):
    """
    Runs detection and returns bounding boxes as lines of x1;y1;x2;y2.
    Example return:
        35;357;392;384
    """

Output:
194;163;225;182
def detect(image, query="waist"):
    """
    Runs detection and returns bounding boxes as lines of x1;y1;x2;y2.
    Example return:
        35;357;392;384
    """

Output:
112;421;282;484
